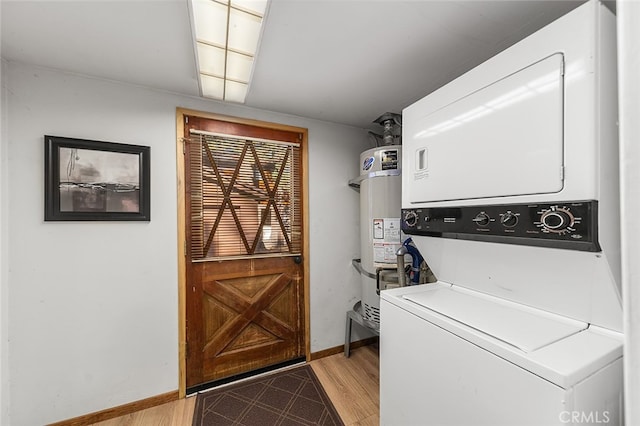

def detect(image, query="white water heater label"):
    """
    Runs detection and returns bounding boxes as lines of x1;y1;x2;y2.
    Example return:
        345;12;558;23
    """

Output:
372;218;401;263
373;219;384;239
374;243;401;263
373;218;400;241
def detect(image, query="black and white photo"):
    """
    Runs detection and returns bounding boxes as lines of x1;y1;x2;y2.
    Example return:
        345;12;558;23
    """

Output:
44;136;150;221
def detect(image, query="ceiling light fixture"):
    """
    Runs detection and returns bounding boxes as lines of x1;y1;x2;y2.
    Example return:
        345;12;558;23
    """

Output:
190;0;269;103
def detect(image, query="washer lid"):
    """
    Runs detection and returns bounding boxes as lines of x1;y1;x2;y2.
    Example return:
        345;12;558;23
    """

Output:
402;284;587;353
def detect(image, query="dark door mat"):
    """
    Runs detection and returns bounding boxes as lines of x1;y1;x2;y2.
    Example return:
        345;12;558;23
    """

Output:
192;364;344;426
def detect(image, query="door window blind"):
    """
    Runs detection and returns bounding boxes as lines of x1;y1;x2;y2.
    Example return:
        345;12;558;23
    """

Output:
188;133;302;259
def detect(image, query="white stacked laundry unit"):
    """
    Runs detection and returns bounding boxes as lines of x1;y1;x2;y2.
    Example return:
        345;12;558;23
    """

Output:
380;2;623;425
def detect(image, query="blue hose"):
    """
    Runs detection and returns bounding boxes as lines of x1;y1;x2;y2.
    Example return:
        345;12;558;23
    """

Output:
402;237;424;284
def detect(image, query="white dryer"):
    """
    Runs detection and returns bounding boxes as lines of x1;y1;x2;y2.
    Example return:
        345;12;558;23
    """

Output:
380;1;623;425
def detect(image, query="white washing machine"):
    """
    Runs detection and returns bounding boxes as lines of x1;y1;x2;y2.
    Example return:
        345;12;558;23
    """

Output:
380;1;624;425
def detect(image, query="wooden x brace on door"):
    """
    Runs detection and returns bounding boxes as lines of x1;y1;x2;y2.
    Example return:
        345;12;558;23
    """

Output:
202;272;297;357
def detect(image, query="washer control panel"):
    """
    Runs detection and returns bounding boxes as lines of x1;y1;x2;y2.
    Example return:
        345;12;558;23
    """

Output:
402;201;599;252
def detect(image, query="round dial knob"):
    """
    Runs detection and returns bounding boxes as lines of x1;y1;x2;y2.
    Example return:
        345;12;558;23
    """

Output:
473;213;490;227
540;208;574;233
500;212;518;228
404;211;418;227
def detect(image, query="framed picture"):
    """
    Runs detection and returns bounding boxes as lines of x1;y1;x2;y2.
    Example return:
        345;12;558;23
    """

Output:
45;135;150;221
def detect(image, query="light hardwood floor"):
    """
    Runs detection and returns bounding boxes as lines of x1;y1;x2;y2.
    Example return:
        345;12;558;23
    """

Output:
311;344;380;426
92;344;380;426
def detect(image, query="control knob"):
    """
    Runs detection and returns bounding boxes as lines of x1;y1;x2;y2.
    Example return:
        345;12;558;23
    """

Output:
472;212;490;227
500;211;518;228
540;207;574;233
404;211;418;228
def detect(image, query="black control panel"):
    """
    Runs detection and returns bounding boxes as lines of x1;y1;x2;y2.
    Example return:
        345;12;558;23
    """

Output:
402;200;600;252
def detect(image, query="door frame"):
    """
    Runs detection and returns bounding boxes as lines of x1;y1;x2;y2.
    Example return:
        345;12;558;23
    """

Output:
175;107;310;397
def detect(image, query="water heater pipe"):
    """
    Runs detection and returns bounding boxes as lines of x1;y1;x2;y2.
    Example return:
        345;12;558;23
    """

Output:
373;112;402;146
403;238;425;284
396;245;408;287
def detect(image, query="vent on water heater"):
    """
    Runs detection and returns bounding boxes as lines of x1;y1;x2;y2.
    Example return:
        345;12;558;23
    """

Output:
357;113;403;326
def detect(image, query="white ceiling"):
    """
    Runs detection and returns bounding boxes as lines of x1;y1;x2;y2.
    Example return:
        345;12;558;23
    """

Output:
1;0;586;130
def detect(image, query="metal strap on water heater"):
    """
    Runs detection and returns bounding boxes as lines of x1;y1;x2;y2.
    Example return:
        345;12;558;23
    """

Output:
351;258;377;279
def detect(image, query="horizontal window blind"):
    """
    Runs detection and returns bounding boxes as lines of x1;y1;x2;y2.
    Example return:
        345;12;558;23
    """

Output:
188;133;302;259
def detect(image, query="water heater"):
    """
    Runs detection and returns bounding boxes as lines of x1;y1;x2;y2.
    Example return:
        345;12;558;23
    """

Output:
358;144;402;325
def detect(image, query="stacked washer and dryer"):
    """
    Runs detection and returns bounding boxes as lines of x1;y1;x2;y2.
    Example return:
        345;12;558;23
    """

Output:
381;2;624;425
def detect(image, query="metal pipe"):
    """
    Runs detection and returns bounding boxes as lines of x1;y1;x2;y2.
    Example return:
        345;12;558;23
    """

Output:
382;119;395;145
396;246;408;287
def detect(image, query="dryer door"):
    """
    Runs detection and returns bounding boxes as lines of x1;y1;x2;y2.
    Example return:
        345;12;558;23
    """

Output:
405;53;565;204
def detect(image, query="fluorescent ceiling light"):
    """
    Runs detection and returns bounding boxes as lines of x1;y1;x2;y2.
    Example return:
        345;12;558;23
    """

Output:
201;74;225;99
190;0;269;103
225;80;249;103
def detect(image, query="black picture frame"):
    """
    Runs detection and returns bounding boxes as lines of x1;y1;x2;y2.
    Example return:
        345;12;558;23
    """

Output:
44;135;150;221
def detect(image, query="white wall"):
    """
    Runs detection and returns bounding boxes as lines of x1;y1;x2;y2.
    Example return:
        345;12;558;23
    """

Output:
1;11;7;426
618;1;640;424
3;61;369;425
0;14;3;426
308;130;374;349
1;54;10;425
